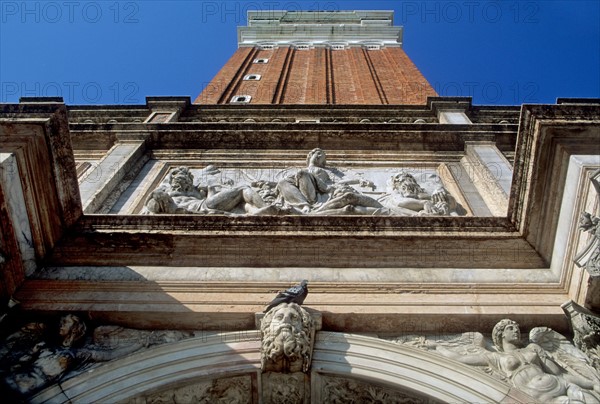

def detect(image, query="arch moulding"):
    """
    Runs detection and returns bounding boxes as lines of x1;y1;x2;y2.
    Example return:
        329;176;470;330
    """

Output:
32;331;534;403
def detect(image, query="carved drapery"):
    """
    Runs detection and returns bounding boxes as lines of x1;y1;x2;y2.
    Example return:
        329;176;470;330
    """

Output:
143;149;466;217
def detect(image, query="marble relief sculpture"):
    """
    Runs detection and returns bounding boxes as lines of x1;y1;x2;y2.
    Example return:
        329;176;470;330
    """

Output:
380;171;465;216
143;165;290;215
322;375;428;404
563;301;600;372
275;148;384;215
260;303;315;373
128;376;252;404
578;211;600;277
262;372;306;404
143;149;466;217
0;314;191;396
426;319;600;403
576;169;600;277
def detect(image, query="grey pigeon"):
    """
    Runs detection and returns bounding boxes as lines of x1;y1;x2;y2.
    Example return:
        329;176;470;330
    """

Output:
264;280;308;312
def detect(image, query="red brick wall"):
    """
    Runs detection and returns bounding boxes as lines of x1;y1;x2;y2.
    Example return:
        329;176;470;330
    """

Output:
194;47;255;104
195;46;437;105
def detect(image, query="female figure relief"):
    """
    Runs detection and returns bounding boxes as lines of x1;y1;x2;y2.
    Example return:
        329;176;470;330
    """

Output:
433;319;600;403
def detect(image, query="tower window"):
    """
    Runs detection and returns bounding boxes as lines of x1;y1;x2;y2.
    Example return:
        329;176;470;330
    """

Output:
295;44;310;50
230;95;252;104
260;44;275;50
365;44;381;50
243;74;262;81
253;58;269;64
331;44;346;50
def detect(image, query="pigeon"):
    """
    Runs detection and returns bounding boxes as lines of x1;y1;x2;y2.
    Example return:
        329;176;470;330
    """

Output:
264;280;308;312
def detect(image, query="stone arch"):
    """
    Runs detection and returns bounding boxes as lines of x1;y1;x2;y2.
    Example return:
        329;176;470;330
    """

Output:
31;331;531;403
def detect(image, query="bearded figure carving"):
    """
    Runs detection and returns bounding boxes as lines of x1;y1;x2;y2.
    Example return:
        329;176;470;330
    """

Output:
260;303;315;373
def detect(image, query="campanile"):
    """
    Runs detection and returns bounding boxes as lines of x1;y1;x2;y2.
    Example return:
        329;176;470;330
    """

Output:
196;10;437;105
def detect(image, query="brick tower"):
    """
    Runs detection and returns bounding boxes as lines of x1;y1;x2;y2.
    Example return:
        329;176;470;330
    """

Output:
196;10;437;105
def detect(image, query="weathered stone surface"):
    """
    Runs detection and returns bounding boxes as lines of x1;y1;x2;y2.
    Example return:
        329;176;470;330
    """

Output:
563;300;600;372
142;155;466;217
424;319;600;403
262;372;307;404
126;375;252;404
260;303;315;373
1;98;598;373
0;314;192;397
1;326;539;403
0;102;82;298
320;374;439;403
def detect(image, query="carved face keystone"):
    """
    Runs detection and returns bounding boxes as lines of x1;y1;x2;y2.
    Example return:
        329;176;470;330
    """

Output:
270;306;302;337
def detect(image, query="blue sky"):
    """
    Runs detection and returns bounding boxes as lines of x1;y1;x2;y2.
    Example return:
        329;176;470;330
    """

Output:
1;0;599;105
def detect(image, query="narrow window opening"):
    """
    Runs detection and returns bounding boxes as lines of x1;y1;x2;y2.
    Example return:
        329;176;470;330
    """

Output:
230;95;252;104
243;74;262;81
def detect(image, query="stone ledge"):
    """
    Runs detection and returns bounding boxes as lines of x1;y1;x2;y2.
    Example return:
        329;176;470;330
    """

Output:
15;279;571;332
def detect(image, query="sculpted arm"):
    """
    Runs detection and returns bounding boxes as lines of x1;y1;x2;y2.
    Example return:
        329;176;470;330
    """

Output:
336;178;374;189
530;344;562;375
528;343;599;393
314;175;331;193
77;342;144;362
435;345;489;366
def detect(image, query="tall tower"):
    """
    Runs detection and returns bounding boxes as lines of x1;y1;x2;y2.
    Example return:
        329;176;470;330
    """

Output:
196;11;437;105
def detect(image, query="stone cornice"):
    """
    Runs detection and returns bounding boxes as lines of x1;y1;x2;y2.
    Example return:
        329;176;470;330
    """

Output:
239;10;402;47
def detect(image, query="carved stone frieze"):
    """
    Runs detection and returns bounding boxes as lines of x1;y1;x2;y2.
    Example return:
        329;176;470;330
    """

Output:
575;169;600;278
321;375;438;404
0;314;192;397
143;149;466;217
260;303;315;373
578;211;600;277
402;319;600;403
262;372;307;404
563;300;600;372
126;375;252;404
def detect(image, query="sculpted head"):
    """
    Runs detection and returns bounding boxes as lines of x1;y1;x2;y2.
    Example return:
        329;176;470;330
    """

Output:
579;211;598;231
391;172;425;198
260;303;314;372
492;319;521;351
306;148;326;168
59;314;86;347
169;167;195;193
